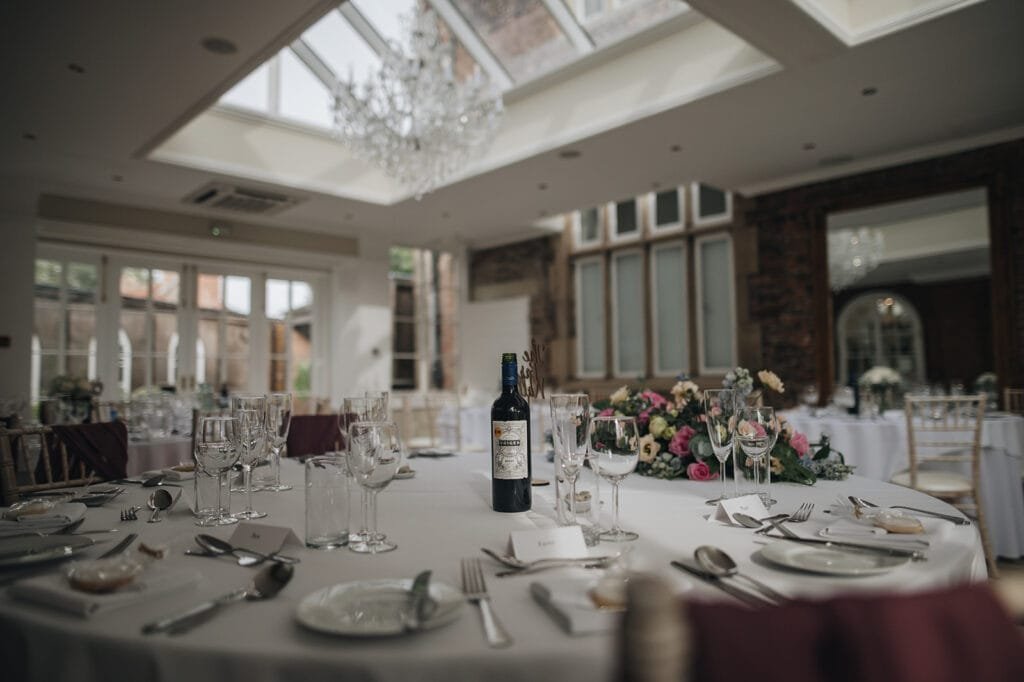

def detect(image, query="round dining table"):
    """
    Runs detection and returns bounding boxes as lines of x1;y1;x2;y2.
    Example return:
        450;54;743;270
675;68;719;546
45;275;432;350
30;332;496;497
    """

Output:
0;451;986;682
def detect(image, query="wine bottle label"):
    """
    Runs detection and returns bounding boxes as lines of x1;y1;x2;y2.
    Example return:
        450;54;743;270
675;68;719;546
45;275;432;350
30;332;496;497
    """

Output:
492;420;528;480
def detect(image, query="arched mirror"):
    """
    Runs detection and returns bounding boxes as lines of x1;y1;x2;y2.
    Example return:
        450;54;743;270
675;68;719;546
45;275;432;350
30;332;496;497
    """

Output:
837;292;924;384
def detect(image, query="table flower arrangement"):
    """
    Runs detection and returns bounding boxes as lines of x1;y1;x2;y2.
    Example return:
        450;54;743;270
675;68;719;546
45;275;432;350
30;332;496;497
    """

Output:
595;368;850;484
858;365;901;413
47;375;101;424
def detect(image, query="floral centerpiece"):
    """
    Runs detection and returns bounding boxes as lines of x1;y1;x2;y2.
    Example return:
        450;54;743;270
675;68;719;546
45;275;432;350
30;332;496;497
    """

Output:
858;365;901;412
594;368;852;484
47;375;101;424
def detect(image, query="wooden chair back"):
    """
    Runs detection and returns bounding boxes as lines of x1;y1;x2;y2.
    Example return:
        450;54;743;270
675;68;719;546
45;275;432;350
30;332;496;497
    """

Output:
0;426;94;505
903;394;986;488
1004;387;1024;415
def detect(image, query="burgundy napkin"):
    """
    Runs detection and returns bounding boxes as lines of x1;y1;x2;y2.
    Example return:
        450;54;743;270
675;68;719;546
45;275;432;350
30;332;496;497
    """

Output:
37;422;128;481
686;583;1024;682
287;414;343;457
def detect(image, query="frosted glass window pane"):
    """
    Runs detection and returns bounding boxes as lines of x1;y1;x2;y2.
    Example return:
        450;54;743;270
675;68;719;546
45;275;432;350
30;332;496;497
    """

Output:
225;276;251;316
653;246;686;373
654;190;680;227
304;9;381;82
220;62;270;111
578;261;605;374
700;239;733;369
614;253;644;374
266;279;290;320
580;208;600;243
280;49;333;129
615;199;638;236
291;281;313;310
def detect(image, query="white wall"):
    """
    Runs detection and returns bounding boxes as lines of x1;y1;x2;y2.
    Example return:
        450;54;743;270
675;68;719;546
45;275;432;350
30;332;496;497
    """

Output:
0;213;35;414
459;296;530;397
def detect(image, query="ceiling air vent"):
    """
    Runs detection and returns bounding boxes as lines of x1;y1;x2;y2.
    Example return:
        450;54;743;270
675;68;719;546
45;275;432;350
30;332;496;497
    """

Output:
183;182;302;215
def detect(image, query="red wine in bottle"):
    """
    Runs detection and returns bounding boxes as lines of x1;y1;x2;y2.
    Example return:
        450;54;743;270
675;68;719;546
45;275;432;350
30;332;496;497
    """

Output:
491;352;531;512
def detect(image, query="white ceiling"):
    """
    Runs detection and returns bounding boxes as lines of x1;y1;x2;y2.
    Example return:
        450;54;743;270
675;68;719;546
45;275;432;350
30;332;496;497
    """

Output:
1;0;1023;252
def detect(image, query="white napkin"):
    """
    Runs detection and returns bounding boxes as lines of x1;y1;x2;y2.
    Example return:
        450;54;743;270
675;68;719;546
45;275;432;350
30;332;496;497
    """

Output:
819;518;934;545
0;503;87;538
529;577;622;635
141;468;195;482
9;566;201;618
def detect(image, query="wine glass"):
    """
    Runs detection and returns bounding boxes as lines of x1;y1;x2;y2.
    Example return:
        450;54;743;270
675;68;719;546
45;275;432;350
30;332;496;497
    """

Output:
549;394;591;527
230;395;267;493
340;396;387;552
232;396;268;520
346;420;403;554
194;415;240;526
736;407;779;507
364;391;390;420
703;389;738;505
589;415;639;542
261;393;293;492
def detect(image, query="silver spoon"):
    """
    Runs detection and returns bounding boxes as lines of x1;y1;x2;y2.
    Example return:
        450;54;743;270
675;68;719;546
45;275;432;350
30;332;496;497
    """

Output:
147;489;174;523
694;545;789;605
848;495;970;525
196;534;300;565
142;562;294;635
194;535;262;567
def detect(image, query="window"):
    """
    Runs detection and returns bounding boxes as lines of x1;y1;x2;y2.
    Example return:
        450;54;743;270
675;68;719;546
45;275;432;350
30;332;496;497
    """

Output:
611;250;645;376
650;241;688;376
649;187;684;234
118;266;180;392
197;273;252;393
573;207;602;249
31;259;98;404
610;198;641;242
837;293;924;383
691;182;733;228
392;278;417;390
695;234;735;373
574;256;606;377
267;278;314;397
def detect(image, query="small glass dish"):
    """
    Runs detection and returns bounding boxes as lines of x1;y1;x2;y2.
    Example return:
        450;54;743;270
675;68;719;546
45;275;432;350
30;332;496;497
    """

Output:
3;497;62;519
65;555;145;594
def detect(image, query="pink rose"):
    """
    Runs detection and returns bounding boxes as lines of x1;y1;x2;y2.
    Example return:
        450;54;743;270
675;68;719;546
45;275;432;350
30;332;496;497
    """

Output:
641;390;668;409
789;431;810;458
686;461;718;481
599;407;614;417
668;425;697;456
637;407;652;428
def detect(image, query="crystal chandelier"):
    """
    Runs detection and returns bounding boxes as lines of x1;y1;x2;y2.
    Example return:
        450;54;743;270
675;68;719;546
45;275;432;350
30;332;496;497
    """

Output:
331;6;504;199
828;227;885;290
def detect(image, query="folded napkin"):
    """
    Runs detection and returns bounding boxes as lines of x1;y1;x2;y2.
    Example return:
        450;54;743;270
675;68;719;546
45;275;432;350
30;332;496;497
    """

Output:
141;468;195;482
9;566;200;618
0;502;87;538
818;518;935;545
530;578;622;635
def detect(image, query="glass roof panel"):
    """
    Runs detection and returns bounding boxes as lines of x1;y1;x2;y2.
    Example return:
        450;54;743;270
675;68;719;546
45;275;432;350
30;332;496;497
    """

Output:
303;8;381;82
220;61;271;112
279;49;334;129
451;0;577;83
564;0;686;47
350;0;417;49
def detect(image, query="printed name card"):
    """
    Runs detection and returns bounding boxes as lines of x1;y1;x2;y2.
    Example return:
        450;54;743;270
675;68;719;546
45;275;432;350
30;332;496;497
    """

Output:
711;494;770;527
509;526;589;563
229;522;302;556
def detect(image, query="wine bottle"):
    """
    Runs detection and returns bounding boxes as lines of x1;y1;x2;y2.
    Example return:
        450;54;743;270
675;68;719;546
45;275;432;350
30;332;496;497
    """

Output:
491;352;531;512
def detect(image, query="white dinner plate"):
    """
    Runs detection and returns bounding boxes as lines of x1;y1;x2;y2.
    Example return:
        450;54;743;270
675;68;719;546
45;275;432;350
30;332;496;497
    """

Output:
759;541;909;576
0;534;94;568
296;579;464;636
393;470;416;480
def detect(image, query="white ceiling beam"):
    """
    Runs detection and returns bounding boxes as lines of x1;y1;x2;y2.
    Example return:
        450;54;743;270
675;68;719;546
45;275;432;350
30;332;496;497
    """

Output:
337;3;393;58
290;39;340;91
540;0;595;54
426;0;514;90
685;0;846;67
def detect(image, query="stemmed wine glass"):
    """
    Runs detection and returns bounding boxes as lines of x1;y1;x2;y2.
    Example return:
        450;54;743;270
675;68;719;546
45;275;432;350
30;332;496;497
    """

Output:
549;394;590;526
340;396;386;552
736;406;780;507
703;389;738;505
346;421;403;554
262;393;293;492
232;395;268;520
589;415;640;542
194;415;240;527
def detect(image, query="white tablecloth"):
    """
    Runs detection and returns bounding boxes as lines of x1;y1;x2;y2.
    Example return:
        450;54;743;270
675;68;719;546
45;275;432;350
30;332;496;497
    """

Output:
783;409;1024;558
127;437;193;476
0;454;986;682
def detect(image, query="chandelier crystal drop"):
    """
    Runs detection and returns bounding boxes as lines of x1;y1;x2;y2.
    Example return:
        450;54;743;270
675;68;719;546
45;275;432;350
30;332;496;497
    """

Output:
828;227;885;290
331;6;504;199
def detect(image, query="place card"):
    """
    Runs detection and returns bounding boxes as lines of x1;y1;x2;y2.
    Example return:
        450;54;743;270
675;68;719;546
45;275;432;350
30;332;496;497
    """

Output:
711;494;770;527
229;522;302;556
509;526;589;563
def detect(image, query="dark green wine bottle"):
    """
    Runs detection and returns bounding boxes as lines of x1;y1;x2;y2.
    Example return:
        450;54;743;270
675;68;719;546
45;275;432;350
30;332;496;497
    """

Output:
491;352;531;512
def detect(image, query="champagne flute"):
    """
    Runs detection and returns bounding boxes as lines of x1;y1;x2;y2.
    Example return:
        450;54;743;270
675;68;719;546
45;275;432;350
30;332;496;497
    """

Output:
549;394;590;526
736;406;779;507
230;395;267;493
340;396;386;552
589;416;639;542
703;389;738;505
364;391;390;420
232;398;268;520
195;415;240;526
262;393;293;491
346;421;403;554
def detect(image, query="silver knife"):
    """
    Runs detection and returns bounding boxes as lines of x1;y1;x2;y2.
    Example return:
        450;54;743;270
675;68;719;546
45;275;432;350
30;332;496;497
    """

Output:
764;520;925;560
671;561;772;608
98;532;137;559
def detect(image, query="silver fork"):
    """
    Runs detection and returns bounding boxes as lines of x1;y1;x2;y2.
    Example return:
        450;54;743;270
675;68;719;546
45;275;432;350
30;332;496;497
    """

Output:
120;505;139;521
461;558;513;648
756;503;812;534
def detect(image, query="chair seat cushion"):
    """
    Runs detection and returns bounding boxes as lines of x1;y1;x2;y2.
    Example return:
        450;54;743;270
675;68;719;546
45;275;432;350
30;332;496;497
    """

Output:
891;469;972;495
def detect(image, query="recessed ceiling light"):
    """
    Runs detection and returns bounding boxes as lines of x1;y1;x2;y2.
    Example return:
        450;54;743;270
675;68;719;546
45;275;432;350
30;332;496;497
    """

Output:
669;144;682;153
67;63;85;74
441;211;451;219
538;210;549;217
201;37;238;55
344;212;354;221
803;142;816;151
861;86;878;96
22;132;36;141
651;182;661;189
537;182;548;191
111;174;124;182
558;149;581;159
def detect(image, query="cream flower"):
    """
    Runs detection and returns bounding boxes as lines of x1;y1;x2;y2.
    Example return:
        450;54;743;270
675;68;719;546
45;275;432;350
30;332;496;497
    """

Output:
758;370;784;393
648;415;669;439
638;434;661;463
610;385;630;404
